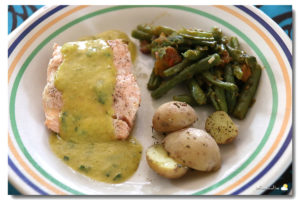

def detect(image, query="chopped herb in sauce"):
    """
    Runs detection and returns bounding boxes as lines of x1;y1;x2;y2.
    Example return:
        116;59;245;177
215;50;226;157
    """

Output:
96;91;106;104
104;52;111;57
113;173;122;181
61;112;68;125
63;156;70;161
79;165;91;172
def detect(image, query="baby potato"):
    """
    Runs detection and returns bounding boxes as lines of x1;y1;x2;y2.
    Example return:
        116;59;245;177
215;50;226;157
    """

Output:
163;128;221;171
152;101;197;133
146;144;188;179
205;111;238;144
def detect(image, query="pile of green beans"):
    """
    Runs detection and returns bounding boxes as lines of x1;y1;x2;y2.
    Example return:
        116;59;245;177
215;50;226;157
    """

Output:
131;24;262;119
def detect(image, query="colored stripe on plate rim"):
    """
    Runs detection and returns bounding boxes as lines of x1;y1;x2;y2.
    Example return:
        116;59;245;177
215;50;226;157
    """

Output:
8;5;290;195
229;5;293;194
231;128;292;194
8;5;89;82
8;157;48;195
8;5;67;57
236;5;292;68
213;5;292;195
8;135;67;194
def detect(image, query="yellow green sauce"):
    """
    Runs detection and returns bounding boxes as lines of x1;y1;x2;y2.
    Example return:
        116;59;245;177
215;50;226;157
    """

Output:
80;30;137;62
50;31;141;183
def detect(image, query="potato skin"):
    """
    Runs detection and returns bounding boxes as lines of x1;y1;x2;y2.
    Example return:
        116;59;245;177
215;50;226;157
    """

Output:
205;111;238;144
152;101;197;133
146;144;188;179
163;128;221;171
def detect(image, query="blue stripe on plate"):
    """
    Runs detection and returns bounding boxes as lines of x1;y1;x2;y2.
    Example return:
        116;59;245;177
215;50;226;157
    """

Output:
8;5;68;195
236;5;292;68
231;127;292;194
231;5;292;194
8;156;48;195
8;5;67;57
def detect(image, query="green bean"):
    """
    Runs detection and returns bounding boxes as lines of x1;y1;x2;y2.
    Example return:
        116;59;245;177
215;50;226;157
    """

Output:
179;33;215;41
208;86;228;112
166;34;185;45
131;29;152;41
162;59;192;77
211;27;222;41
154;26;176;36
183;38;217;47
201;70;238;91
178;28;214;38
233;64;243;80
151;34;184;49
137;24;154;34
215;43;226;54
245;56;257;70
165;33;215;47
137;24;175;36
187;78;207;105
208;88;221;111
182;47;208;61
214;86;228;113
151;53;221;99
225;64;235;84
224;64;237;114
226;44;249;63
233;63;262;119
173;94;198;106
232;57;256;80
229;36;240;49
147;69;162;90
221;35;229;44
153;33;216;48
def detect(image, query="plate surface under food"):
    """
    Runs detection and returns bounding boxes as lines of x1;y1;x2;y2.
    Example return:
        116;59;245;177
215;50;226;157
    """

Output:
8;5;292;195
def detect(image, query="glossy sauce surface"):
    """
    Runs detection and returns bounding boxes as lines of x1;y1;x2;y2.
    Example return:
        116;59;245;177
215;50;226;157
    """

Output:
49;31;141;183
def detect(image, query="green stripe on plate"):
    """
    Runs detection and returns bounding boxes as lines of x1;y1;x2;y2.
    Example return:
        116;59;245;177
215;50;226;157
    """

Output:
9;5;278;195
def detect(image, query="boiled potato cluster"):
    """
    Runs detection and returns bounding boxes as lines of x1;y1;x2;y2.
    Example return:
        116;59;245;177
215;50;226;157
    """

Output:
152;101;197;133
147;101;222;179
205;111;239;144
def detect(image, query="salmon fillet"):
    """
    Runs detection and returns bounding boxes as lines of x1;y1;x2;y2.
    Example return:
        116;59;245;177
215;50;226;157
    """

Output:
42;39;141;140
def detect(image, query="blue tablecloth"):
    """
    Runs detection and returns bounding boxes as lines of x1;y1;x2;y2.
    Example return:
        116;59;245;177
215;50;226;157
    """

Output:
8;5;292;195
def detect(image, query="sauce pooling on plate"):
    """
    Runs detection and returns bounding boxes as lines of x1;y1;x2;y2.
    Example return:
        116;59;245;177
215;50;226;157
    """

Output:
49;31;142;183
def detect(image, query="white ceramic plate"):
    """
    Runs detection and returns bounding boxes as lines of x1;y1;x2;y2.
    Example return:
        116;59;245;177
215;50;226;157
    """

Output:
8;5;292;195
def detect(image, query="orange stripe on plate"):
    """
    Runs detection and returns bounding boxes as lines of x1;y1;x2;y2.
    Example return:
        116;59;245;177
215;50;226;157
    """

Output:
8;5;88;194
8;5;88;82
8;134;66;194
214;5;292;195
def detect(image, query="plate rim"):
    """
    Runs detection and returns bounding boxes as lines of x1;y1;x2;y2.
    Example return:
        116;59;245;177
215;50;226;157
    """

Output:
8;5;292;195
